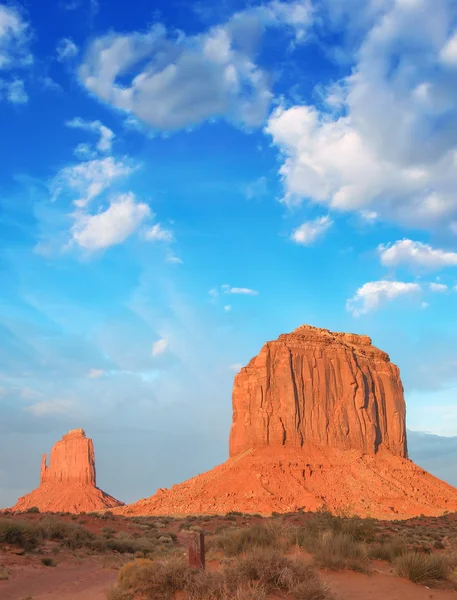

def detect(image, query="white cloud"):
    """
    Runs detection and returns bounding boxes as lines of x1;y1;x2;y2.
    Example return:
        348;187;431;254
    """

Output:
346;280;421;316
152;338;168;356
221;285;258;295
291;215;332;245
0;5;32;70
88;368;105;378
166;253;183;264
24;399;74;416
144;223;174;242
440;30;457;66
78;1;313;132
224;305;232;312
71;192;150;250
229;363;243;372
56;37;78;62
379;240;457;270
266;1;457;231
66;117;114;153
2;78;27;103
51;156;134;208
429;282;448;293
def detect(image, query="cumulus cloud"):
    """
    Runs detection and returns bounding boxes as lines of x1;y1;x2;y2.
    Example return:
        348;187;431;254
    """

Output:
144;223;173;242
221;285;258;295
152;338;168;356
1;77;27;103
291;215;332;245
0;5;32;104
0;4;32;69
66;117;114;153
24;399;74;416
56;37;78;62
429;282;448;293
71;192;150;251
78;1;313;132
51;156;134;208
379;239;457;270
266;0;457;231
346;280;421;316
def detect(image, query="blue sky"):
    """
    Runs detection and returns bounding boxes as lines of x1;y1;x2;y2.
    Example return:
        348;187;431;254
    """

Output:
1;0;457;506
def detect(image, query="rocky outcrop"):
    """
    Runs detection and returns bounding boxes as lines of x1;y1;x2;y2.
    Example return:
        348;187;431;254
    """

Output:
230;325;407;458
116;325;457;519
12;429;123;514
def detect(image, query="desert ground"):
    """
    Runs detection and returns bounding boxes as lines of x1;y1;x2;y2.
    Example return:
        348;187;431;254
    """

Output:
2;509;457;599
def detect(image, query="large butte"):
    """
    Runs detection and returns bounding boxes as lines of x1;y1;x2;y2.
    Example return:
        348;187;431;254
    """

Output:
117;325;457;519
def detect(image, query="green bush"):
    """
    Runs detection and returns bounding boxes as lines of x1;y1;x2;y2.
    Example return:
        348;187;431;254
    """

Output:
394;551;450;584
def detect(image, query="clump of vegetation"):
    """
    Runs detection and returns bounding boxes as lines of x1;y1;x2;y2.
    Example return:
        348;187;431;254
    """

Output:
26;507;40;514
207;523;283;557
0;565;11;580
312;531;368;571
0;519;40;551
41;557;55;567
394;551;450;584
368;538;407;562
108;548;331;600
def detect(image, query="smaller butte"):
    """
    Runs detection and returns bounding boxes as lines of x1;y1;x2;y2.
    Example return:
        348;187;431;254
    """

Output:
12;428;123;514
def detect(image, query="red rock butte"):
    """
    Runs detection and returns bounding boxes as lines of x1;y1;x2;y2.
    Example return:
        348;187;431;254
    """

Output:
12;428;123;514
117;325;457;519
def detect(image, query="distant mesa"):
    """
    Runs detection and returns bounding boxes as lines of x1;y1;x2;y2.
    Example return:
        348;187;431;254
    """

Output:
117;325;457;519
12;428;123;514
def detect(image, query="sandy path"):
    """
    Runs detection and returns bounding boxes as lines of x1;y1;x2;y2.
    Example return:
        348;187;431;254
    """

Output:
323;570;457;599
0;562;116;600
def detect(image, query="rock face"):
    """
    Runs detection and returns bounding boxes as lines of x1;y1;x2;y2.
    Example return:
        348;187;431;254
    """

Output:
230;325;407;458
116;325;457;519
13;429;123;513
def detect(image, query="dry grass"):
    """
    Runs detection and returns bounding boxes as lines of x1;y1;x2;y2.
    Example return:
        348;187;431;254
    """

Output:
115;557;190;599
393;551;450;584
312;531;368;572
207;523;283;557
109;548;332;600
368;539;407;562
0;565;11;580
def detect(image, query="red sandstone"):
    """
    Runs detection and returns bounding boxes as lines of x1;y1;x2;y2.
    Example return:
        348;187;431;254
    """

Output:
12;429;123;514
116;325;457;519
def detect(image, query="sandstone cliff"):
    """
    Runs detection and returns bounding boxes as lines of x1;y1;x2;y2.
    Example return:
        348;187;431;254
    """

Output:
230;325;407;457
116;325;457;519
13;429;123;514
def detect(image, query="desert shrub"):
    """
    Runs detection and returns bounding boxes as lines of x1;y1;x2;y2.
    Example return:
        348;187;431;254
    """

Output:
116;557;190;599
368;539;407;562
313;531;368;571
207;523;282;557
394;551;450;584
224;547;320;593
231;581;268;600
0;566;10;580
26;507;40;514
291;579;332;600
185;570;228;600
0;519;40;551
41;557;55;566
107;536;156;554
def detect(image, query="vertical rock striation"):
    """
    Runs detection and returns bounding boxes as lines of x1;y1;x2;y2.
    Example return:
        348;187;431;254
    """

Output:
229;325;407;458
12;429;123;513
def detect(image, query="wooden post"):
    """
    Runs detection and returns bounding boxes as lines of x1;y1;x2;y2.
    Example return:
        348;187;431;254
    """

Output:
188;532;205;570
